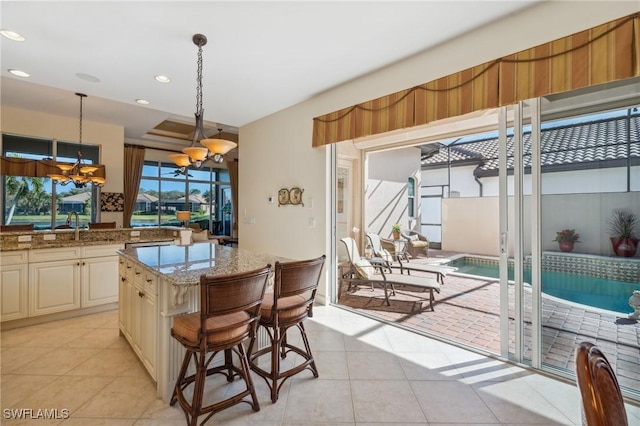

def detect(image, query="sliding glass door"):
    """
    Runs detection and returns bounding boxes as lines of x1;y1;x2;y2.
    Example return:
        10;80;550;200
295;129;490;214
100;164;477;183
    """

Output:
500;79;640;399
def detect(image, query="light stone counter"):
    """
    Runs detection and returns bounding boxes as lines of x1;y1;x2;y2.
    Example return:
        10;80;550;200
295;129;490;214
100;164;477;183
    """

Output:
0;227;175;251
117;242;288;287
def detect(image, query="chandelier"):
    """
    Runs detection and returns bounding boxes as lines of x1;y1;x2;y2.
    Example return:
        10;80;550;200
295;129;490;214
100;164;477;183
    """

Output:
169;34;237;171
48;93;106;188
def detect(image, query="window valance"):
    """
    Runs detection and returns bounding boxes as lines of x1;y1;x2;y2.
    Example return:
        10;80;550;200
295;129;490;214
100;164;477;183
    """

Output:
312;12;640;147
0;156;106;179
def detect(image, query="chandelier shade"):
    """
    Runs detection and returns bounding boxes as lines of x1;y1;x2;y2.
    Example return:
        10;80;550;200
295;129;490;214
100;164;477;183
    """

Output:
168;154;192;168
170;33;237;171
182;146;208;162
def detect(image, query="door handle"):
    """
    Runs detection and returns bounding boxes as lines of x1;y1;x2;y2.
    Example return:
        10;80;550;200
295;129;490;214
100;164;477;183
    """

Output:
500;233;507;255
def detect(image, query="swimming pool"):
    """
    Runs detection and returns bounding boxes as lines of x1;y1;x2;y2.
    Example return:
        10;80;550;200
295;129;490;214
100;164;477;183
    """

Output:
449;257;640;314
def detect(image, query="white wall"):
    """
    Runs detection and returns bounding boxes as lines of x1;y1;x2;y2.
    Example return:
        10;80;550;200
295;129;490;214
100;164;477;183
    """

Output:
237;2;638;302
366;146;421;238
1;106;125;226
440;192;640;257
424;166;640;198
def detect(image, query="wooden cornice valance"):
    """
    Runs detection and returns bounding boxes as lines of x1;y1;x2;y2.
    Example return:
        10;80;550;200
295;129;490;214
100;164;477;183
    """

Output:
313;12;640;147
0;156;106;179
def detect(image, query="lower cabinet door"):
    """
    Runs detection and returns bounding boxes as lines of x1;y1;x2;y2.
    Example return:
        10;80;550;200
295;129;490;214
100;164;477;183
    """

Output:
141;290;157;380
1;264;28;321
29;260;80;316
82;256;119;307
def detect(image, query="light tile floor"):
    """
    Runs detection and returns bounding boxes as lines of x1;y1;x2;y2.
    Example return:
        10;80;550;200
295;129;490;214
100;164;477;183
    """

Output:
2;306;639;425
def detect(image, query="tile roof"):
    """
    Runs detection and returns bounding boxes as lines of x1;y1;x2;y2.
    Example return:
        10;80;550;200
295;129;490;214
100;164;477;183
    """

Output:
421;114;640;176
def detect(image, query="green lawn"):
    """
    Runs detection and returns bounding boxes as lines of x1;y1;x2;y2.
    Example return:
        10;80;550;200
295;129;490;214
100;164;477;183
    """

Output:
6;213;212;228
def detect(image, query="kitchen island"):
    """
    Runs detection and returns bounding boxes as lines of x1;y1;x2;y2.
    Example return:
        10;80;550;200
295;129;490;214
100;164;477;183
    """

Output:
117;242;288;403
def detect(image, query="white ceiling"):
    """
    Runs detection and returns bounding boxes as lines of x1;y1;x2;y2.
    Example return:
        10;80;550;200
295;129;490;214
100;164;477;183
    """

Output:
0;1;540;145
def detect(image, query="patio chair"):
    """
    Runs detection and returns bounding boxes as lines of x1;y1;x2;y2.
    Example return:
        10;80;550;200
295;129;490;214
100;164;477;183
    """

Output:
366;233;456;284
575;341;628;426
400;229;429;258
379;236;409;262
340;237;440;309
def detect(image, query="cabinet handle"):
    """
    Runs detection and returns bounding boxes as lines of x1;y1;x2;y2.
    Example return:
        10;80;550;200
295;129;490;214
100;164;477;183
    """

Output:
138;291;145;298
146;278;152;283
126;266;132;269
77;262;80;266
82;262;85;266
135;271;141;275
121;277;126;282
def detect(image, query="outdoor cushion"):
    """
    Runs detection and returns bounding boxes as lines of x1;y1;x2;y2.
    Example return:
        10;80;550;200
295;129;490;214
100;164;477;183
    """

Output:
411;240;428;248
409;234;419;241
377;248;393;262
353;258;375;279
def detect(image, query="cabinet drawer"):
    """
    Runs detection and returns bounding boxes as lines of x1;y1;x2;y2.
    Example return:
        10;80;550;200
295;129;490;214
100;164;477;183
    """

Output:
29;247;81;263
1;250;28;266
82;244;123;258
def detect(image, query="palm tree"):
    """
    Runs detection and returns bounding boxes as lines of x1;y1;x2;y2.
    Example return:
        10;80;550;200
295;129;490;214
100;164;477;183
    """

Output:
5;176;29;223
4;175;51;222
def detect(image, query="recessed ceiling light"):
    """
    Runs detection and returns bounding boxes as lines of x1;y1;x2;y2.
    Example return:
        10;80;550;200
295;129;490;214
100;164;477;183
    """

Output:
0;29;25;41
136;99;150;105
155;75;171;83
8;69;29;78
76;73;100;83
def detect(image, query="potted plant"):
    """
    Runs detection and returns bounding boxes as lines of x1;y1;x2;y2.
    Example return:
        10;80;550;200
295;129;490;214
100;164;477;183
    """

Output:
608;210;639;257
553;229;580;252
391;224;402;240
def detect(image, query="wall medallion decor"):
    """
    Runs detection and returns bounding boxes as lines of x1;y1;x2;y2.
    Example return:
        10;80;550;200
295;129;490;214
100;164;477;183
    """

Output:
290;187;303;206
100;192;124;212
278;188;290;206
277;187;304;207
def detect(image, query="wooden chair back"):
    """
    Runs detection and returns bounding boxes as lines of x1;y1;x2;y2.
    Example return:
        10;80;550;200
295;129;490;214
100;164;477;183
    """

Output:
575;341;628;426
199;265;271;348
272;255;325;321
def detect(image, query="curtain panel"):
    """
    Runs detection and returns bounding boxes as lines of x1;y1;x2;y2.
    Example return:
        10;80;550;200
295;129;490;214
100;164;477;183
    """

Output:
226;159;239;237
312;12;640;147
123;145;145;228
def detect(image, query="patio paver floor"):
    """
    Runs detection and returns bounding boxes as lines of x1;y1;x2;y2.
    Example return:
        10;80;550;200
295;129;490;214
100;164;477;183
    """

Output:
338;250;640;392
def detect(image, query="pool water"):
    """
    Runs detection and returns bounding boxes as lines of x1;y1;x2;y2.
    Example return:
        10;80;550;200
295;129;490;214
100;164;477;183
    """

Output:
450;258;640;314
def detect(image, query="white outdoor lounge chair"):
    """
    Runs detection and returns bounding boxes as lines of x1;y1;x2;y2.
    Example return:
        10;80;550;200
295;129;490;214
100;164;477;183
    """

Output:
340;237;440;310
366;233;457;284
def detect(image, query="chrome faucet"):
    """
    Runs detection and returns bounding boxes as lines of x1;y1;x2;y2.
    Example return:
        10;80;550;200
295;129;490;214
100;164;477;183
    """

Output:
66;211;80;241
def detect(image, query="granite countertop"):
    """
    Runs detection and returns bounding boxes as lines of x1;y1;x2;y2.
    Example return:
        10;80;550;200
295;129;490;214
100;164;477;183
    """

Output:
0;227;176;251
117;242;289;286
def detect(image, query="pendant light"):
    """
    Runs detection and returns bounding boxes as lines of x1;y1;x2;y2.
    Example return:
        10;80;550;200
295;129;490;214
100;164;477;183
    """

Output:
48;93;106;188
170;34;237;172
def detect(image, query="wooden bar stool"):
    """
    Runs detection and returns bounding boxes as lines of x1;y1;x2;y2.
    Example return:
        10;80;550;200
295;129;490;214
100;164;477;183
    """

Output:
170;265;271;425
248;255;325;403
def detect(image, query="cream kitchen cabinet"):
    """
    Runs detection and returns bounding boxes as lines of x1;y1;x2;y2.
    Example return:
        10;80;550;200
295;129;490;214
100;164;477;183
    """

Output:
81;245;121;307
119;258;157;380
25;244;122;318
0;250;29;321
